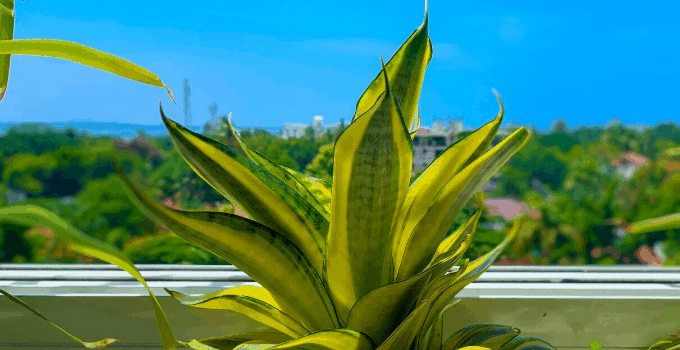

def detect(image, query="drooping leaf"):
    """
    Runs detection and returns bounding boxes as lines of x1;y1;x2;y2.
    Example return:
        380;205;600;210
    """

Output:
0;288;119;348
392;93;503;279
165;287;309;338
114;160;338;331
222;113;330;221
165;285;278;307
351;2;431;134
160;105;328;279
0;205;177;350
178;332;291;350
0;0;16;101
440;324;520;350
0;39;174;102
395;127;530;281
326;58;413;326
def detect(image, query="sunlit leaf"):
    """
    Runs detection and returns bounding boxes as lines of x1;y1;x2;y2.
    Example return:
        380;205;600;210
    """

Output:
628;212;680;234
0;39;175;102
0;0;16;101
326;58;412;325
114;160;338;331
160;105;328;279
165;286;309;338
0;205;177;349
396;127;530;281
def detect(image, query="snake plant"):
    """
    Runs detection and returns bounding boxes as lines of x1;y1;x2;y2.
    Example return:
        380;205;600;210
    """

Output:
0;1;557;349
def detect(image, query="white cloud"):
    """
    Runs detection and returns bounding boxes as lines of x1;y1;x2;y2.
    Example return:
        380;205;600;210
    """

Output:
499;16;526;43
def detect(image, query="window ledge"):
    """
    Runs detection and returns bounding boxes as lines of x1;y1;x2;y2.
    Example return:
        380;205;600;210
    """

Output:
1;264;679;349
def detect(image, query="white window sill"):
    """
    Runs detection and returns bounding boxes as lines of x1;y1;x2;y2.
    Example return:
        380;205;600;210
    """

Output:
1;264;679;349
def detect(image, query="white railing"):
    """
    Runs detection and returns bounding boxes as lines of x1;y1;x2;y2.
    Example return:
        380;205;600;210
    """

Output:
2;264;679;349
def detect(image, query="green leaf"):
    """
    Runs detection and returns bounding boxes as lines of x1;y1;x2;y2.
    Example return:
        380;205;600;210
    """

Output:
160;105;328;279
417;301;460;350
351;2;431;134
589;341;603;350
628;212;680;235
0;205;177;349
395;127;530;281
164;286;309;338
392;93;502;278
375;301;431;350
0;288;119;348
496;337;557;350
179;332;292;350
423;196;483;282
440;324;520;350
416;259;469;307
0;0;15;101
252;329;375;350
416;222;522;350
0;39;174;102
280;165;332;215
222;113;330;221
346;205;478;345
114;160;338;331
325;58;413;326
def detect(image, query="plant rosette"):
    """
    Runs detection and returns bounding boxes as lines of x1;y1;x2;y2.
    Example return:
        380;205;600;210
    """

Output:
0;1;561;350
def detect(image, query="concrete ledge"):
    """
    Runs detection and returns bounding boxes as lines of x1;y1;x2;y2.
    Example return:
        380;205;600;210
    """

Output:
1;264;679;349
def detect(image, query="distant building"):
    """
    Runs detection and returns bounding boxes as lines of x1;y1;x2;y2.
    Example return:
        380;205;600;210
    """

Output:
412;120;464;176
282;115;345;140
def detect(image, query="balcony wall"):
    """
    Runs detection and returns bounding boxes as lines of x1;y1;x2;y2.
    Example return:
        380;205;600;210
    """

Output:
2;264;680;349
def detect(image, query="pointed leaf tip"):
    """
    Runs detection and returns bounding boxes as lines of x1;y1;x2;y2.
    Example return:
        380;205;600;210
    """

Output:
380;55;390;94
492;89;504;117
164;85;176;104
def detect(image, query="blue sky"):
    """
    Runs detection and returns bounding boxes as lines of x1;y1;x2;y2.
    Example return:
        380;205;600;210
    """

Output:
1;1;679;131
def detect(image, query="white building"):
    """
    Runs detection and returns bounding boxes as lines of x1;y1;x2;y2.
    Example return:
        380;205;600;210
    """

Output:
282;115;345;140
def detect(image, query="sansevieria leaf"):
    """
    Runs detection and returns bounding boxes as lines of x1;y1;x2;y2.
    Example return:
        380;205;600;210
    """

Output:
0;205;178;350
233;329;375;350
160;105;329;278
0;39;174;102
491;336;556;350
423;194;484;281
221;113;331;221
628;212;680;234
0;0;16;101
164;286;309;338
416;222;522;350
395;127;531;281
326;58;413;325
178;332;292;350
351;2;432;133
281;165;333;216
0;289;118;348
113;159;338;331
392;94;503;279
346;199;480;345
440;324;520;350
